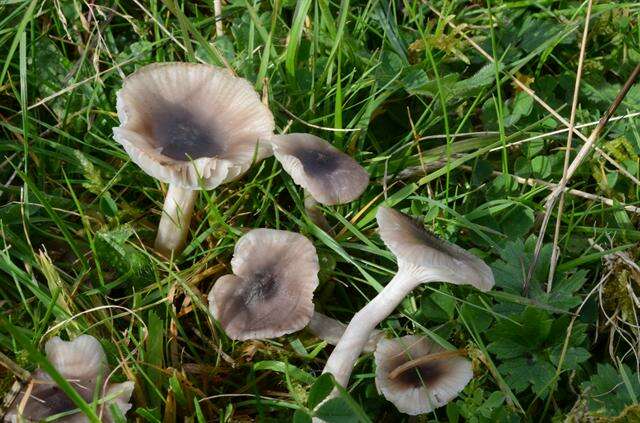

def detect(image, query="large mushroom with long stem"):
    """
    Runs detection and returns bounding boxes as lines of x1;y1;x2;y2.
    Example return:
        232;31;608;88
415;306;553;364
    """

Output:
208;228;319;340
5;335;134;422
321;206;494;388
113;62;274;257
374;335;472;415
269;133;369;232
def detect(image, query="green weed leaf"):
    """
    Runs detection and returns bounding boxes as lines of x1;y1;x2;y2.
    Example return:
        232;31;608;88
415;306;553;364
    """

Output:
308;373;335;409
581;364;640;416
315;397;360;423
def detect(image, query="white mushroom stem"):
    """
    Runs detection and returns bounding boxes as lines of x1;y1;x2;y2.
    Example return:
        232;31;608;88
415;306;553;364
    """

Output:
155;184;198;257
309;312;382;353
388;349;466;380
322;266;443;388
304;191;333;234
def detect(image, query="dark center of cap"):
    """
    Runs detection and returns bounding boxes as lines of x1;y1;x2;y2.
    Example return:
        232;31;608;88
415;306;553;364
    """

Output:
293;148;341;176
390;356;445;389
150;104;226;161
244;271;279;305
43;387;78;416
20;380;93;419
216;269;284;335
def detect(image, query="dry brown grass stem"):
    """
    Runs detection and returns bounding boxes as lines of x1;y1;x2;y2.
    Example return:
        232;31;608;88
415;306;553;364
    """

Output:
397;163;640;214
213;0;223;37
457;165;640;214
427;3;640;187
0;351;29;381
426;2;640;294
525;61;640;293
547;0;593;292
488;111;640;153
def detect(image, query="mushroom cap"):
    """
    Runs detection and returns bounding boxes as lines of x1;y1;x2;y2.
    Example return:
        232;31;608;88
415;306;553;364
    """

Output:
5;335;134;423
114;62;275;190
208;228;319;340
44;335;106;383
270;133;369;205
376;207;494;291
374;335;472;415
103;381;136;421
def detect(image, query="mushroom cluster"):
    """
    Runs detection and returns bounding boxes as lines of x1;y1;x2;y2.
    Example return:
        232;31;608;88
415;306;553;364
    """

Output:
1;61;496;421
111;61;495;418
114;63;370;256
4;335;134;423
110;62;494;416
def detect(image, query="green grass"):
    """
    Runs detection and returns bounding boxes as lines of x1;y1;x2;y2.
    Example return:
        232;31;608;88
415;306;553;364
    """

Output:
2;0;640;421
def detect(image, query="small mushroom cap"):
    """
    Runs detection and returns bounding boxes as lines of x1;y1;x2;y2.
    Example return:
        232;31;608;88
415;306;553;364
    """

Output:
44;335;106;382
270;133;369;205
103;381;136;421
376;207;494;291
208;228;319;340
374;335;472;415
114;62;274;190
6;335;134;423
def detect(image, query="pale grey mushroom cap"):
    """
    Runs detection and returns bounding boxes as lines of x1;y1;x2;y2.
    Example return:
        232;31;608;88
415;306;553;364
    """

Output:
113;62;275;190
44;335;106;382
374;335;472;415
208;228;319;340
103;381;135;421
376;207;494;291
270;133;369;205
5;335;134;423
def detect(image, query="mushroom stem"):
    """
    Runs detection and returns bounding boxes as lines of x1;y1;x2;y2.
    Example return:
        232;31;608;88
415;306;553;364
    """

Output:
322;267;442;388
308;312;382;353
304;191;333;234
155;185;198;257
387;349;466;380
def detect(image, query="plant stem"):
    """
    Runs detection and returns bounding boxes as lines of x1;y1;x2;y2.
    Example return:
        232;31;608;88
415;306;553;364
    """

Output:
155;184;198;257
213;0;223;37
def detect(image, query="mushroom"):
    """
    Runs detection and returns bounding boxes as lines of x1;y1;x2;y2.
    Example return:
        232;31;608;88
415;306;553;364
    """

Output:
269;133;369;232
308;311;383;353
208;228;319;340
321;206;494;388
113;62;274;257
5;335;134;422
374;335;472;415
